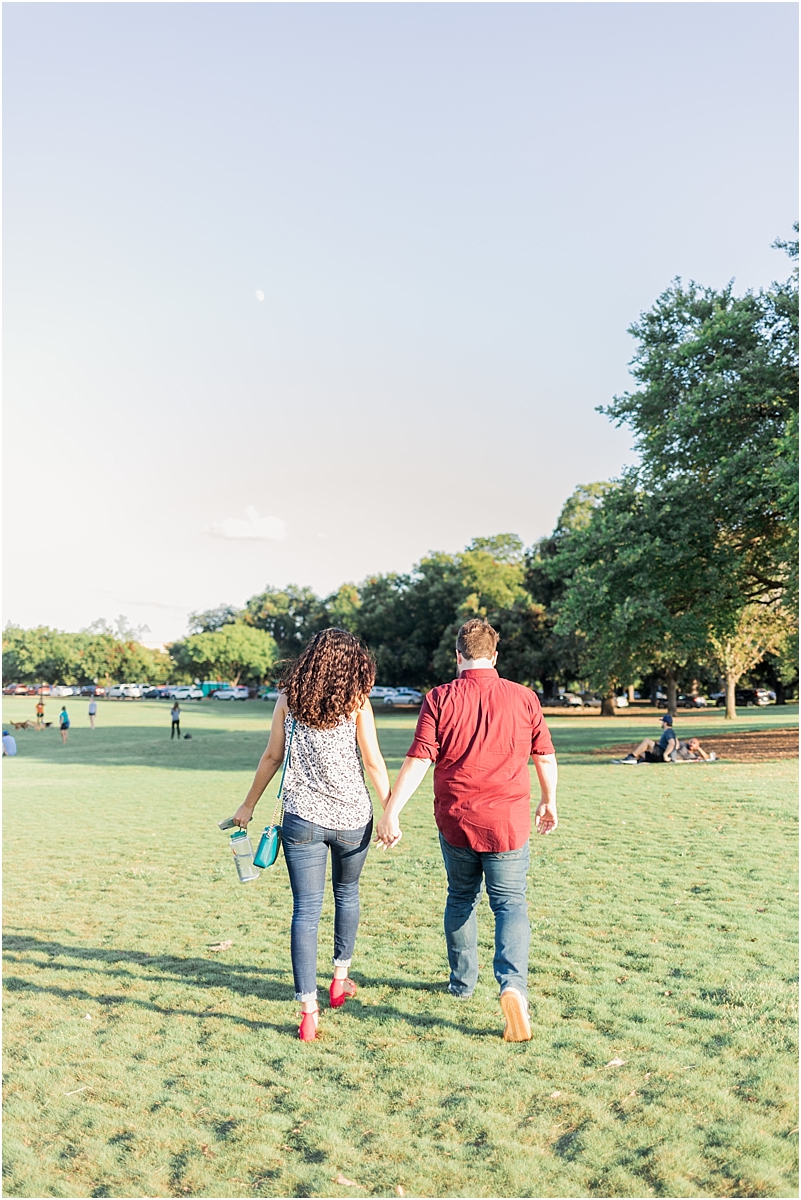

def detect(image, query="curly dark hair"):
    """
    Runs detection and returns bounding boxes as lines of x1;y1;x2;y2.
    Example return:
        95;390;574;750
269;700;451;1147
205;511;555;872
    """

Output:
280;628;376;729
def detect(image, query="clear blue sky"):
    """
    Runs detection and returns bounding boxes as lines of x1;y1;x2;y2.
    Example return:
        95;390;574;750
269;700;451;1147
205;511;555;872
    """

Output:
4;2;798;643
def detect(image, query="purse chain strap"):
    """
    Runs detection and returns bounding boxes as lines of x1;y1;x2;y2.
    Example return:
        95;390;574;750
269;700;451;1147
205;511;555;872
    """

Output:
268;717;296;831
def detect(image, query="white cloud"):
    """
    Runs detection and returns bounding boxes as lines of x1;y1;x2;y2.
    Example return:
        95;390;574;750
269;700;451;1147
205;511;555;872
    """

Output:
255;290;265;302
209;506;286;541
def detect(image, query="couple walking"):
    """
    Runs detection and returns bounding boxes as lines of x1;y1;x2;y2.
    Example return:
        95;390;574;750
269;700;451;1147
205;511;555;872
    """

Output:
234;620;558;1043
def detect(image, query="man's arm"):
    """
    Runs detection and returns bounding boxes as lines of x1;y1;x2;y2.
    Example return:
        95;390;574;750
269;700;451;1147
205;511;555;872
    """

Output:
533;753;558;834
375;756;432;848
661;733;677;761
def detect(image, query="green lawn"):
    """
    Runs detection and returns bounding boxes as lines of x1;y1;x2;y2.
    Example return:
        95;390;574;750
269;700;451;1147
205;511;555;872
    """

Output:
3;697;798;1198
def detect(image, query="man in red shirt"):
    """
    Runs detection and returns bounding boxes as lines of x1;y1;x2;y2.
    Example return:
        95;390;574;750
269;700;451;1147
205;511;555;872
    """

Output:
376;619;558;1042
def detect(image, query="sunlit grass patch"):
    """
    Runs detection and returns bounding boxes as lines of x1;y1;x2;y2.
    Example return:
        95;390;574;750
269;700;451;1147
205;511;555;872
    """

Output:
3;698;798;1197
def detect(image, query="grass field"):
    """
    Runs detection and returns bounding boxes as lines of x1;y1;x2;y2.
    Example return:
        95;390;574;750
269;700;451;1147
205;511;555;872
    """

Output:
3;696;798;1198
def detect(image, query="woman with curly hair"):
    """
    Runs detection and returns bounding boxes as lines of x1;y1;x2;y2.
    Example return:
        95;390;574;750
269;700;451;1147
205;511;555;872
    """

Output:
234;628;390;1041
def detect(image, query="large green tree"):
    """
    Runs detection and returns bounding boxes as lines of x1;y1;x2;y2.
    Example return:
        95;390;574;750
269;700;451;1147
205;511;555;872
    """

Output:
356;553;466;687
171;623;278;687
187;605;241;634
525;485;612;700
2;624;171;686
555;477;741;716
242;586;328;660
602;231;798;608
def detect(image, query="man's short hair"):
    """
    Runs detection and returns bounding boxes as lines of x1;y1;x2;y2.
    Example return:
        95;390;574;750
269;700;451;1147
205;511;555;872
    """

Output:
456;619;499;661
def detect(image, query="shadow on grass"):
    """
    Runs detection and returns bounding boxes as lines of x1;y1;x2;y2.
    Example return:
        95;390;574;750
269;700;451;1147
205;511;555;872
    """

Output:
3;974;295;1033
3;934;500;1038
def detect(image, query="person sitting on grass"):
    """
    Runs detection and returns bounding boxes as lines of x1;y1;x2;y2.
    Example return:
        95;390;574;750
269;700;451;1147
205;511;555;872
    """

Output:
672;737;715;762
618;714;677;764
2;730;17;757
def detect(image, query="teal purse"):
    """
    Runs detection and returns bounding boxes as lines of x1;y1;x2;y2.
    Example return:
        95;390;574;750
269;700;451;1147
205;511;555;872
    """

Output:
253;719;296;869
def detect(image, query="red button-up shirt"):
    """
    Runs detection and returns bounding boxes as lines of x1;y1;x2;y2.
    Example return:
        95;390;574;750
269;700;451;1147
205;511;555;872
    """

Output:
406;668;555;853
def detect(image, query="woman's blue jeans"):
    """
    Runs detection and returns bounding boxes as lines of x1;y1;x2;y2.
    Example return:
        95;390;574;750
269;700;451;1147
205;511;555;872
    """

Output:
438;833;530;998
281;811;373;1002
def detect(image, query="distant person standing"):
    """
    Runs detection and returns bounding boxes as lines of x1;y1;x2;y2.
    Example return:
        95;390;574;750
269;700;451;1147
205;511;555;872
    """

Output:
35;699;45;726
170;702;181;739
88;698;98;730
59;706;70;745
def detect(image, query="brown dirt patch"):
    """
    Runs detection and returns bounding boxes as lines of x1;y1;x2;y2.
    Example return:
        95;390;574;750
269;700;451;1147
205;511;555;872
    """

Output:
599;727;798;763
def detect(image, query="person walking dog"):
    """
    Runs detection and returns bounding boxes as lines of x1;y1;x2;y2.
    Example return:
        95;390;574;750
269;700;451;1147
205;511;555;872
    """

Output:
170;702;181;739
376;619;558;1042
234;628;391;1042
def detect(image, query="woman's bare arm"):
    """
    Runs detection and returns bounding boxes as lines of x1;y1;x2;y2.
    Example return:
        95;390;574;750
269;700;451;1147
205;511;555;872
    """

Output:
356;699;391;809
233;697;288;827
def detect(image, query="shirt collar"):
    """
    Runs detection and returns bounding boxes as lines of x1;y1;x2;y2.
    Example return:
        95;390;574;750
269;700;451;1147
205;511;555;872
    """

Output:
458;668;499;685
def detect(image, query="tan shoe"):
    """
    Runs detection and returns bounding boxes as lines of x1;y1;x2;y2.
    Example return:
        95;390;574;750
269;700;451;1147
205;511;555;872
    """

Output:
500;987;532;1042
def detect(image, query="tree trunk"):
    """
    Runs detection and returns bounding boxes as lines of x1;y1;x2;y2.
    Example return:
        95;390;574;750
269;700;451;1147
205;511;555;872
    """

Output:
666;672;678;718
725;671;737;720
627;685;635;703
775;680;787;705
600;689;616;717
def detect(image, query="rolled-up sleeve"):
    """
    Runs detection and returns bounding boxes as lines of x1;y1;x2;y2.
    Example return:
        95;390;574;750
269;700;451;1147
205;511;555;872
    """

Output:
530;699;555;756
407;694;439;761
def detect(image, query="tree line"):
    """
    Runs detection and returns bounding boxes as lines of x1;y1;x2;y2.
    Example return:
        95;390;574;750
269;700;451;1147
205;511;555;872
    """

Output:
4;231;797;718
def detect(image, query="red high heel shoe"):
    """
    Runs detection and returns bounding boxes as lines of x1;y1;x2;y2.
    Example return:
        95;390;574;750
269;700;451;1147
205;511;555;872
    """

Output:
298;1007;319;1041
329;977;357;1008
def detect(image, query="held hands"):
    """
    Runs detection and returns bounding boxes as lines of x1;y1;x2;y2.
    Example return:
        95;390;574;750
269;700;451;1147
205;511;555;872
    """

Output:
375;808;402;850
535;799;558;835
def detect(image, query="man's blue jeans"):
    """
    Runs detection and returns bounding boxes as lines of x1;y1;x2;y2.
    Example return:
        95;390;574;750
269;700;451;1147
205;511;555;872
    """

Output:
282;812;373;1001
438;832;530;998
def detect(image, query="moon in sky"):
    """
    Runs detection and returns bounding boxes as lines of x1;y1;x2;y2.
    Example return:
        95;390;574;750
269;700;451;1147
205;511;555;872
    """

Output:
255;290;265;302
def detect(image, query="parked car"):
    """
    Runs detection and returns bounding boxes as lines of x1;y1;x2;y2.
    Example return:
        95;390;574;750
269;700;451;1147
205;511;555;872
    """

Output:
51;685;76;698
107;684;144;699
259;688;280;701
212;686;249;701
657;693;707;708
80;684;106;697
715;688;768;708
3;683;21;695
614;694;629;708
383;688;423;707
171;686;204;701
579;692;601;706
12;684;30;696
27;684;51;696
369;687;397;700
200;681;229;697
551;692;583;707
